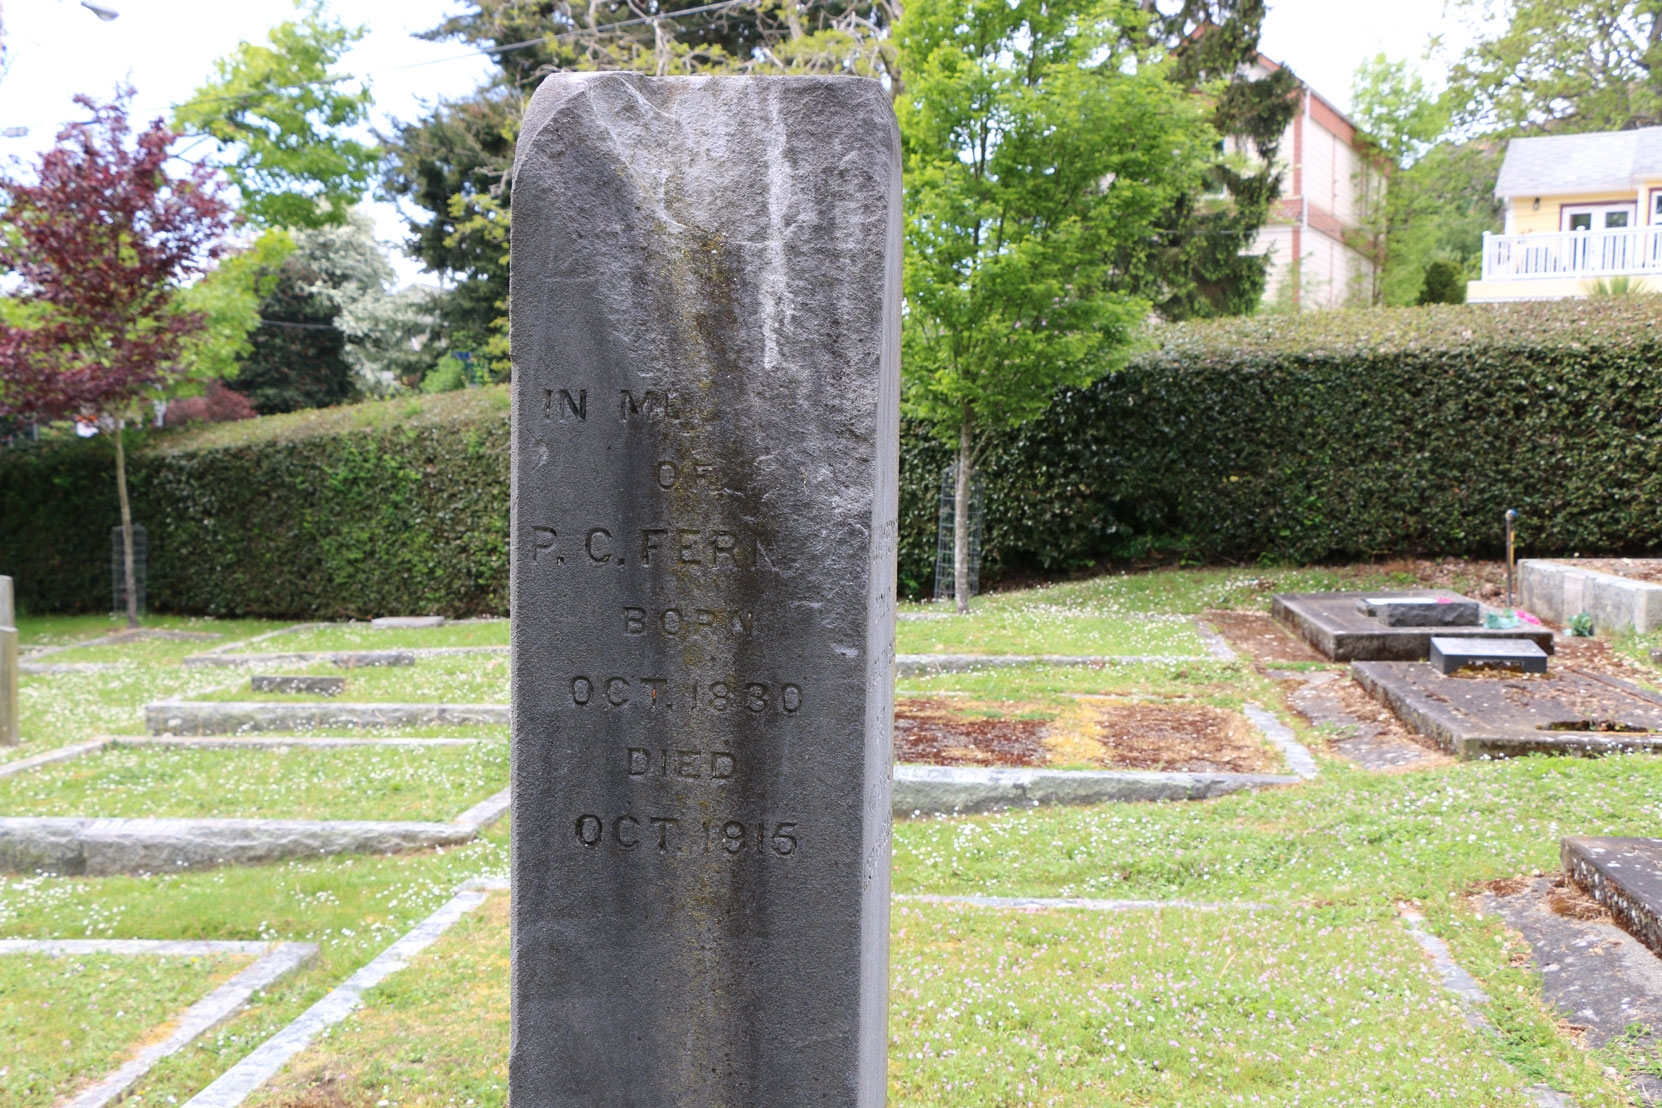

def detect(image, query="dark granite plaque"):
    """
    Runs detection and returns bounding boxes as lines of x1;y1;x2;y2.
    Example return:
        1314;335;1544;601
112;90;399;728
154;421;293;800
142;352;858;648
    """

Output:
509;74;899;1107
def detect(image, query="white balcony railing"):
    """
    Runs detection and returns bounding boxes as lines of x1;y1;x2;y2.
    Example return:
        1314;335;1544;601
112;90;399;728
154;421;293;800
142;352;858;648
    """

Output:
1482;227;1662;281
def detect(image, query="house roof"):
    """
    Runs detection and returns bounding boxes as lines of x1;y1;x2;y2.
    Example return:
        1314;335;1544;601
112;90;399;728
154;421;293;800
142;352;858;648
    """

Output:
1495;127;1662;198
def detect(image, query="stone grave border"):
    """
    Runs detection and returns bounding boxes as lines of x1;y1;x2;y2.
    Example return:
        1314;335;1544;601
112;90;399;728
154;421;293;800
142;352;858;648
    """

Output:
144;696;509;735
892;702;1316;815
167;885;1569;1108
184;619;510;669
0;748;510;873
180;877;507;1108
1397;909;1576;1108
0;937;315;1108
19;627;222;663
0;734;488;781
896;618;1235;677
1520;558;1662;635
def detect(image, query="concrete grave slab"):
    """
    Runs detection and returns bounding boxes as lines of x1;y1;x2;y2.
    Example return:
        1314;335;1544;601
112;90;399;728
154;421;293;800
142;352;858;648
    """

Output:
1430;636;1549;675
1522;558;1662;634
1483;875;1662;1106
250;674;346;696
370;615;445;629
1353;661;1662;759
1273;590;1554;662
1357;596;1481;626
1563;837;1662;961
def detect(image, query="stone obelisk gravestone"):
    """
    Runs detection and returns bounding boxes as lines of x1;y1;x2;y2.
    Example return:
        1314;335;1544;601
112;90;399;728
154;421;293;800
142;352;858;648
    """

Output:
0;576;16;746
509;75;899;1107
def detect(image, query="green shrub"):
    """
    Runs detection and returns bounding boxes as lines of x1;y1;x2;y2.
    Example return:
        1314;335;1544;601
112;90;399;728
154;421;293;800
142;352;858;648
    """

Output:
896;299;1662;592
0;390;510;618
8;299;1662;613
1416;260;1466;305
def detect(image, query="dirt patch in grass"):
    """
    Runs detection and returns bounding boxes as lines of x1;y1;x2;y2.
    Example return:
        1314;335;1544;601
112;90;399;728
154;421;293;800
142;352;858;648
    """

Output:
894;700;1049;767
1391;557;1511;604
1083;702;1273;773
1205;610;1322;663
1555;637;1662;686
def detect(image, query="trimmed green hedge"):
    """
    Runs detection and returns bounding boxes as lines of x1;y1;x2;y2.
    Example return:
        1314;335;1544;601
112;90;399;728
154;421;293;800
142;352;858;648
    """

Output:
6;299;1662;615
898;298;1662;593
0;391;512;618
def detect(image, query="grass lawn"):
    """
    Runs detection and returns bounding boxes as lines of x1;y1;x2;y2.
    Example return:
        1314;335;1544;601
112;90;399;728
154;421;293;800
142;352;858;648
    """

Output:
0;949;249;1108
0;740;506;821
2;563;1656;1103
246;620;511;653
221;893;1628;1108
188;655;510;705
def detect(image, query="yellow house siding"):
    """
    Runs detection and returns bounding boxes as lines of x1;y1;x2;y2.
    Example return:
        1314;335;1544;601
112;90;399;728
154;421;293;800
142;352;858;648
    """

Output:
1511;190;1645;234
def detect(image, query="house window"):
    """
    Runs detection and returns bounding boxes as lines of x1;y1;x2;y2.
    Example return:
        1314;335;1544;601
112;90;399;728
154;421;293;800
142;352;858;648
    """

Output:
1562;203;1637;231
1652;190;1662;223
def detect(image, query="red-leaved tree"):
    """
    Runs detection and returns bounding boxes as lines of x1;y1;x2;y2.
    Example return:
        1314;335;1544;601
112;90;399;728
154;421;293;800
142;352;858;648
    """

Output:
0;90;233;626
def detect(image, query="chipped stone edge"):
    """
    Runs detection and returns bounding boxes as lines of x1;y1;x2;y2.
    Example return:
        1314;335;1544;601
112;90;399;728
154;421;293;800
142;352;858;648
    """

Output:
0;938;316;1108
180;879;508;1108
1398;908;1579;1108
0;788;510;876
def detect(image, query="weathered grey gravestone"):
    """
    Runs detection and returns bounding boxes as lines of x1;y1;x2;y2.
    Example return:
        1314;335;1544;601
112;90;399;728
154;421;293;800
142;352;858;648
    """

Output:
0;576;15;746
510;74;899;1107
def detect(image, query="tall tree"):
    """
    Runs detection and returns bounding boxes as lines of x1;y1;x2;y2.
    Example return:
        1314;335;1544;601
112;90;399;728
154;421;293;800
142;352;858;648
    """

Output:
380;0;900;371
0;92;232;626
1352;54;1502;305
1130;0;1300;319
900;0;1214;610
174;0;378;229
1446;0;1662;135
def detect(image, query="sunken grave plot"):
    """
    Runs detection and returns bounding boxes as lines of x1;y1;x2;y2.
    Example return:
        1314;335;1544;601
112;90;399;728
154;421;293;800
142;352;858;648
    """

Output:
893;698;1280;774
1272;590;1553;662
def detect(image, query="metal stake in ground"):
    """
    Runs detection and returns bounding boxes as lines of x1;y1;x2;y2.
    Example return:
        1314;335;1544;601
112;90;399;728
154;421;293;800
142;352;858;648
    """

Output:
1505;508;1518;609
509;74;900;1107
0;575;15;747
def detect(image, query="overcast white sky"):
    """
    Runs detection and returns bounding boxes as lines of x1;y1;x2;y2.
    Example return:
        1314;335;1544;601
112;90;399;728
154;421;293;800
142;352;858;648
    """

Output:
0;0;1472;285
